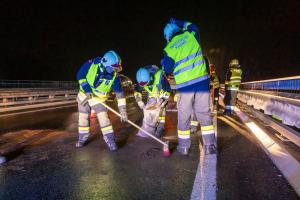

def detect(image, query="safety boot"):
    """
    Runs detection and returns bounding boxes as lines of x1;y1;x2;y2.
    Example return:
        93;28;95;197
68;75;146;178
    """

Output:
154;123;164;138
103;133;118;152
0;156;6;165
75;133;90;148
177;138;191;155
137;123;156;138
204;144;217;155
75;141;85;148
177;146;189;155
223;110;232;116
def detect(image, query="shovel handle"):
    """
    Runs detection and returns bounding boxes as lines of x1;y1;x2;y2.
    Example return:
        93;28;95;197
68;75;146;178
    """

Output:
98;101;168;146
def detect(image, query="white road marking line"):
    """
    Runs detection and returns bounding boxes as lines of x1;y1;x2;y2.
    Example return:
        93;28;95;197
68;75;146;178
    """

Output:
191;114;218;200
190;152;217;200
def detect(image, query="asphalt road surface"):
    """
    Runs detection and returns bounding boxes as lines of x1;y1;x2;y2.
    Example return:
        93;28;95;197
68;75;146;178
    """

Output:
0;98;299;200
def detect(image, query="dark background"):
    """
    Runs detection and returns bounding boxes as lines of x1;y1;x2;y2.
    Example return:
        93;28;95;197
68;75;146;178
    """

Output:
1;0;299;82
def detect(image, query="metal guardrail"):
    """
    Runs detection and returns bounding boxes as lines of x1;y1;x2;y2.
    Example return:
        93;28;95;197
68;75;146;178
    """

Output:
241;76;300;93
0;80;78;89
0;76;134;115
238;90;300;128
0;90;77;106
243;104;300;148
0;89;77;114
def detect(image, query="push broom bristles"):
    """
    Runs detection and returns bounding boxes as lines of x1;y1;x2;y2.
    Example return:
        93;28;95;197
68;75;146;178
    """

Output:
163;141;171;157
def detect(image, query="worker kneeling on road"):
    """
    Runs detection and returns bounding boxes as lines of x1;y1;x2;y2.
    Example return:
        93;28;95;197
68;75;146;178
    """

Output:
224;59;243;116
161;18;217;155
76;50;128;151
135;65;171;138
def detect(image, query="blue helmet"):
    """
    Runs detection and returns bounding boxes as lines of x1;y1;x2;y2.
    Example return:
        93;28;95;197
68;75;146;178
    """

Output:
101;50;122;73
163;23;180;42
136;67;151;87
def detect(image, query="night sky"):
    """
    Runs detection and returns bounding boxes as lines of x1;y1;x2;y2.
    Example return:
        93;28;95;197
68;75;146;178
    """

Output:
1;0;299;82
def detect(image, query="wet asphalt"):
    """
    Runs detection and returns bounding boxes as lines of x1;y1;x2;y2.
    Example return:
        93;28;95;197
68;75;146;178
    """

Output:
0;98;299;200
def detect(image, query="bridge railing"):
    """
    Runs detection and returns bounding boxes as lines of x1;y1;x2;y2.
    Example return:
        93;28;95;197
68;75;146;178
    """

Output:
238;75;300;129
0;77;134;115
0;80;78;115
241;76;300;93
0;79;78;89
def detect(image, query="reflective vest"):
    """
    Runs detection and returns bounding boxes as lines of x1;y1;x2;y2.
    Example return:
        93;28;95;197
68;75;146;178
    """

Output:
228;67;242;88
164;31;209;89
84;62;116;98
143;69;168;98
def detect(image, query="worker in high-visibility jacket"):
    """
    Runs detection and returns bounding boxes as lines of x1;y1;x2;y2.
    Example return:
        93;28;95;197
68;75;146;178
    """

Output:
76;50;128;151
224;59;243;115
161;18;217;155
209;64;220;112
135;65;171;138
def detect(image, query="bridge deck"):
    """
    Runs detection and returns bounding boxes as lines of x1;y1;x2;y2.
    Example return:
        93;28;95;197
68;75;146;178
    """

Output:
0;99;299;200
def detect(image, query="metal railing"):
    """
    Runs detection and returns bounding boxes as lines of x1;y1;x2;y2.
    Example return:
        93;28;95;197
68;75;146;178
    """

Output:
238;76;300;129
0;80;78;89
241;76;300;93
0;80;78;115
0;89;77;114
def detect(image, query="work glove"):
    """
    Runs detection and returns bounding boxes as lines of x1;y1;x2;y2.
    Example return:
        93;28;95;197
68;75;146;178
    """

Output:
137;101;145;110
159;92;170;101
120;111;128;122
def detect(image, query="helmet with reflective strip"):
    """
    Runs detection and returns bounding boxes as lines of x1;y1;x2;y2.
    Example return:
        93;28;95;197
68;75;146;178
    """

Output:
229;59;239;68
164;23;180;42
136;67;151;87
101;50;122;73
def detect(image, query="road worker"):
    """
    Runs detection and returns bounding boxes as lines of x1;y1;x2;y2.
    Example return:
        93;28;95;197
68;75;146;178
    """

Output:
76;50;128;151
209;64;220;112
135;65;171;138
224;59;243;115
161;18;217;155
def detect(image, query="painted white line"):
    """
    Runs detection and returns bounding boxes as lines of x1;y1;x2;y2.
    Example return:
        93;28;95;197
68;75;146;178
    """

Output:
190;152;217;200
191;114;218;200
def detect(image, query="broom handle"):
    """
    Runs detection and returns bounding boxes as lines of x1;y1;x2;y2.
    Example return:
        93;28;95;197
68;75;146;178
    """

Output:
98;101;167;146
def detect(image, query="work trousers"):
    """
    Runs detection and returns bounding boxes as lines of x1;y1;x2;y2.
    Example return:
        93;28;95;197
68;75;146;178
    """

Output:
177;90;216;148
